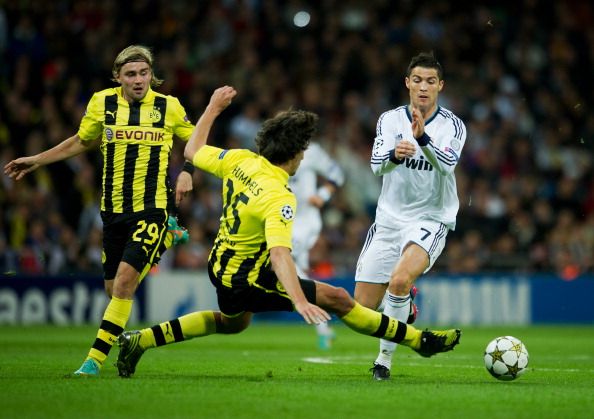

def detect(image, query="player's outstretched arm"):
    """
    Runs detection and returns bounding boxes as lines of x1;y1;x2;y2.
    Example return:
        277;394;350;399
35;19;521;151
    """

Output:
269;246;331;325
184;85;237;161
4;134;97;180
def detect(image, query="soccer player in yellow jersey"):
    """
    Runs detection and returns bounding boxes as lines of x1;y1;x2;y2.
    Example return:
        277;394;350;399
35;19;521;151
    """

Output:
4;45;196;376
116;86;462;378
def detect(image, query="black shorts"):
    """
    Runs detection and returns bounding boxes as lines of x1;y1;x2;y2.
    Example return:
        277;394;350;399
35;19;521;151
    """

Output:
207;263;317;316
101;209;168;279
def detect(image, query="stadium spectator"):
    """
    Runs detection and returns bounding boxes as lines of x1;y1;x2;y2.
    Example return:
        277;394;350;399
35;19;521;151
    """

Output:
1;1;593;278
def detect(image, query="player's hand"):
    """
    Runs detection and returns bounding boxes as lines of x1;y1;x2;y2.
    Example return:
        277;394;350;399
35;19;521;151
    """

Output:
294;301;331;325
411;106;426;139
308;195;325;208
175;170;193;206
208;86;237;115
4;157;39;180
395;140;416;160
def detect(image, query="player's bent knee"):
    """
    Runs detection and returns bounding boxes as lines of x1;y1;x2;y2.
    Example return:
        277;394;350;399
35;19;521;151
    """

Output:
217;313;251;334
219;326;245;335
334;286;351;303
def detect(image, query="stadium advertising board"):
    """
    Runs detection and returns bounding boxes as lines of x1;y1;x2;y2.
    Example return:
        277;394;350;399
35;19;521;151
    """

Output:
1;273;592;325
0;275;144;325
414;274;594;325
145;271;218;322
254;274;594;325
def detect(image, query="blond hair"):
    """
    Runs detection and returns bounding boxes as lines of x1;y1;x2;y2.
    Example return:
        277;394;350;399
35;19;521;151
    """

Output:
111;45;163;87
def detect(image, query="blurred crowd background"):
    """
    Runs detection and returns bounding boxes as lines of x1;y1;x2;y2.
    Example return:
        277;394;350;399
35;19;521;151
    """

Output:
1;0;593;279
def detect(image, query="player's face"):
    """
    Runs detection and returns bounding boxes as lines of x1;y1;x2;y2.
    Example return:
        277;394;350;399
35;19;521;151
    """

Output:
116;61;152;103
405;67;444;115
287;150;305;176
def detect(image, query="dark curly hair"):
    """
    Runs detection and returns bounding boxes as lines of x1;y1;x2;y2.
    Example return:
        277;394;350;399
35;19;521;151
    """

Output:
406;51;444;80
255;110;318;164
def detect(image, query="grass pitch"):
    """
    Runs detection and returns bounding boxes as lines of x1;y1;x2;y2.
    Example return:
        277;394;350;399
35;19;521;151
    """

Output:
1;323;592;419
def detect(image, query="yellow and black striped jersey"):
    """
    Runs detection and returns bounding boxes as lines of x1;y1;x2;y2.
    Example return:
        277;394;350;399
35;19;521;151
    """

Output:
193;145;297;288
78;87;194;213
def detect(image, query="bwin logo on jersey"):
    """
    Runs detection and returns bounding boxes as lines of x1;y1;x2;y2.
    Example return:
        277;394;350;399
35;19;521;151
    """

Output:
404;155;433;171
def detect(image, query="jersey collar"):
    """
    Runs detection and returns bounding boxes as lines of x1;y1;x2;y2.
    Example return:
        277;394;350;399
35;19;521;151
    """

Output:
406;105;441;125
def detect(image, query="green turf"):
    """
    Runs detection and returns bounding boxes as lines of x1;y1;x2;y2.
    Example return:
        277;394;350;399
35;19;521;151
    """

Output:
0;323;592;419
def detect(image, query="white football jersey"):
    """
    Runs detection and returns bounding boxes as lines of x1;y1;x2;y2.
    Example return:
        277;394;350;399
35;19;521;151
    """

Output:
291;142;344;216
290;142;344;275
371;105;466;230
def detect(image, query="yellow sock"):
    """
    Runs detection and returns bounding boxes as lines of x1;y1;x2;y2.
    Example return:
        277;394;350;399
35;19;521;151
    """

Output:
340;302;421;347
401;324;422;349
140;311;217;349
340;302;385;334
88;296;133;366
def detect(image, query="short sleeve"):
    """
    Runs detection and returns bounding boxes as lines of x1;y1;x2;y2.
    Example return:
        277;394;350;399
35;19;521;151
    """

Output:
264;193;296;249
193;145;244;179
170;97;194;141
77;93;104;142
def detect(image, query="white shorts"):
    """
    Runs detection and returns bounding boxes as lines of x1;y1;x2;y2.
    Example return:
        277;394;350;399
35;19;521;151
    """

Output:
355;220;449;284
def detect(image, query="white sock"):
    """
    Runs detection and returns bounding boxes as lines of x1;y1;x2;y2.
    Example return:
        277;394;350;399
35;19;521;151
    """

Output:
315;321;332;336
374;292;411;369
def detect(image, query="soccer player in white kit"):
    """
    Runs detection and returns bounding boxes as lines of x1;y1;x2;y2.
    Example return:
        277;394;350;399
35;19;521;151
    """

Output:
354;52;466;379
290;141;344;349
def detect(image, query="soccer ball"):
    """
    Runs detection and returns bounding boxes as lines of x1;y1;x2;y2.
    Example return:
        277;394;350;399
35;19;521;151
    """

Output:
483;336;529;381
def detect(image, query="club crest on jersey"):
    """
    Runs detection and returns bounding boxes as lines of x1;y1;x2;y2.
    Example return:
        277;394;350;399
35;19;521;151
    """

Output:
280;205;294;221
149;107;162;122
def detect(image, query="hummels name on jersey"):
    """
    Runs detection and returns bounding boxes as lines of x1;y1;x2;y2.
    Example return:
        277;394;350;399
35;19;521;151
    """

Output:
232;165;264;196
